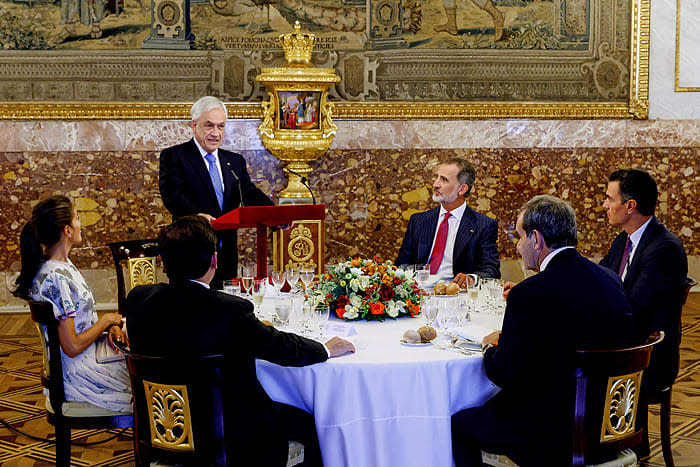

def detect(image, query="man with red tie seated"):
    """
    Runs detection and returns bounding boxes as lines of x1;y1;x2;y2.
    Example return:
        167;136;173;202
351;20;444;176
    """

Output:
395;158;500;288
451;195;637;466
124;216;355;466
159;96;274;289
600;169;688;458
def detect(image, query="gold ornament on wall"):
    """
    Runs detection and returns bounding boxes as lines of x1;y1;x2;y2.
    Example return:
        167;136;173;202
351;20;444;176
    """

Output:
256;21;341;203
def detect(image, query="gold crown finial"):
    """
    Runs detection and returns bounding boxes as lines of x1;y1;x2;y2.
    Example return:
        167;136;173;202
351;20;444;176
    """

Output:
279;21;315;67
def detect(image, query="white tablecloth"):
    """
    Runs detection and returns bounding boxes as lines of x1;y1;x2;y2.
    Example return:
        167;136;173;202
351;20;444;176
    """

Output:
256;313;502;467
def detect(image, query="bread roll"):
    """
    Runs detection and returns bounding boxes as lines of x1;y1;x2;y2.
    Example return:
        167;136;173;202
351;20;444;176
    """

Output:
418;326;437;342
403;329;422;344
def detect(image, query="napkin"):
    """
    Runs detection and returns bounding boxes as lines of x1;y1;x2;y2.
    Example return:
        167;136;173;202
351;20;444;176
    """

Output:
454;323;496;343
325;322;358;337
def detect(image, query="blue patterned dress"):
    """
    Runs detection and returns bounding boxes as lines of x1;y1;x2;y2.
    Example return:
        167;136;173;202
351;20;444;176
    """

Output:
30;260;132;413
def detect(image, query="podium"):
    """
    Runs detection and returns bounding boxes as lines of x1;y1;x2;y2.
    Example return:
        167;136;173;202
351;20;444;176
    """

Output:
211;204;325;278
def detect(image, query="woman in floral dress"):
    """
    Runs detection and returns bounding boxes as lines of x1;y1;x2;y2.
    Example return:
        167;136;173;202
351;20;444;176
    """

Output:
13;196;131;413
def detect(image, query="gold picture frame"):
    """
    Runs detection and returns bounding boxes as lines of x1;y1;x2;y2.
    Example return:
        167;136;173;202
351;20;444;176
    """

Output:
0;0;649;120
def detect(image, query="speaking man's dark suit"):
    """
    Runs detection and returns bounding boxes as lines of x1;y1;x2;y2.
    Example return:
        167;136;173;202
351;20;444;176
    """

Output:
125;281;328;466
451;249;636;466
159;139;273;285
395;205;500;278
600;217;687;393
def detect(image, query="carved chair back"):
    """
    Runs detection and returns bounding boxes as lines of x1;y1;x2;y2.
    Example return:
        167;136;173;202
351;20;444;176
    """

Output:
572;331;664;466
114;341;227;467
108;239;159;314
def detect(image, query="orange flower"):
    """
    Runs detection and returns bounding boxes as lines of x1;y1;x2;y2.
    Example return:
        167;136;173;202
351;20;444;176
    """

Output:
350;258;362;267
370;302;385;315
382;274;393;286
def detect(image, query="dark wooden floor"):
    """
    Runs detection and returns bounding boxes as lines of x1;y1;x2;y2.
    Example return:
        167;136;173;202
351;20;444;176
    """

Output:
0;294;697;466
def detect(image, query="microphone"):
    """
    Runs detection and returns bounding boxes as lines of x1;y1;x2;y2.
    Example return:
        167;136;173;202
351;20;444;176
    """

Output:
225;162;245;207
285;167;316;204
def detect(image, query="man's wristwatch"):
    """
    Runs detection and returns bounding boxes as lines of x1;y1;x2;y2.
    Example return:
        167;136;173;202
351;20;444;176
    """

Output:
482;343;495;352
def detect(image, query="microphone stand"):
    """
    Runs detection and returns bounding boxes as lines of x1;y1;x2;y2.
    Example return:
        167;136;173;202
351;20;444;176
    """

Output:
284;167;316;204
225;162;245;207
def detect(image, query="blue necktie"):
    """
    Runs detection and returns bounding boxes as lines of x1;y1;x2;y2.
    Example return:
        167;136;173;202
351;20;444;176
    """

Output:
204;153;224;210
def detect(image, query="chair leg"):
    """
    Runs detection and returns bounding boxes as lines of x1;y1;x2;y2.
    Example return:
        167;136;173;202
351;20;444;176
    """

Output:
660;388;675;467
54;421;71;467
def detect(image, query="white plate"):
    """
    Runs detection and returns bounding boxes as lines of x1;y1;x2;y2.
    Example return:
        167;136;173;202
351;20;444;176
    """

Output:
400;339;433;346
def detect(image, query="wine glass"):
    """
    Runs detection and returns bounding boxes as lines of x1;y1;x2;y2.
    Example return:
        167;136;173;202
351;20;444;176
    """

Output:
457;289;470;326
240;263;254;298
286;265;301;294
423;295;438;325
300;266;315;294
270;269;286;294
313;304;330;338
252;279;266;318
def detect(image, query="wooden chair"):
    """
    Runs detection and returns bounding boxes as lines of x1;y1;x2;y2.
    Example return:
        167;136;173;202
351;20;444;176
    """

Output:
114;340;228;466
29;300;133;467
647;276;697;467
483;332;663;467
114;340;306;467
108;239;159;314
572;331;664;466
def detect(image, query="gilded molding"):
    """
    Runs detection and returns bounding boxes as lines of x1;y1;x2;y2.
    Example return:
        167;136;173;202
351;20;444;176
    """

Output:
628;0;650;118
675;0;700;92
0;1;650;122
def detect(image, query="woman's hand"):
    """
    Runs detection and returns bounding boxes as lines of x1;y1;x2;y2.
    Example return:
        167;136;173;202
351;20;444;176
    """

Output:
57;312;125;358
108;325;128;351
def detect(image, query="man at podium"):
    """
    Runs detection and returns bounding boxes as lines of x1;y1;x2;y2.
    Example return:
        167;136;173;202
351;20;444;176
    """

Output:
159;96;273;288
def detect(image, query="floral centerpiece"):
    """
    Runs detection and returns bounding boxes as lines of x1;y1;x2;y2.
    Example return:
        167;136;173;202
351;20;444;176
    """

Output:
309;257;421;321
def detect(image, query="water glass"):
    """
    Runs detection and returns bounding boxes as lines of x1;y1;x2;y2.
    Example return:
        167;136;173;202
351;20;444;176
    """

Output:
274;298;292;327
437;297;459;331
222;280;235;295
457;289;471;325
414;264;430;288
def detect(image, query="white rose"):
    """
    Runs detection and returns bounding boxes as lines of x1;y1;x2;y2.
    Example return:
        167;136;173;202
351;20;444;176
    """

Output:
349;278;361;292
385;301;399;318
349;295;363;308
343;305;359;320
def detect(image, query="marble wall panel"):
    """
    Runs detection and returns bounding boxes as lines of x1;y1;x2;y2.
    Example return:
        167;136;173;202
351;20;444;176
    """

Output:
2;147;696;300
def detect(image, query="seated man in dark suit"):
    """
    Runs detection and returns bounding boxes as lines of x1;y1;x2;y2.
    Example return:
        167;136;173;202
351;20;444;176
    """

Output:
124;216;355;466
395;158;500;288
451;195;636;467
159;96;274;289
600;168;688;457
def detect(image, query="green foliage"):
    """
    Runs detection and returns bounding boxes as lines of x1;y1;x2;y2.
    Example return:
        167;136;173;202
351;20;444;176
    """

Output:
0;6;54;50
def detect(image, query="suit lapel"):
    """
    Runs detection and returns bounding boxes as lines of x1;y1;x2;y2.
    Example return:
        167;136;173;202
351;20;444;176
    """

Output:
452;206;476;262
219;151;238;211
624;217;658;284
185;139;222;215
419;209;440;261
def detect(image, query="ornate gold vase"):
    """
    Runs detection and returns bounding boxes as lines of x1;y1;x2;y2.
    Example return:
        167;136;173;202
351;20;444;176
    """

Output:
256;22;341;204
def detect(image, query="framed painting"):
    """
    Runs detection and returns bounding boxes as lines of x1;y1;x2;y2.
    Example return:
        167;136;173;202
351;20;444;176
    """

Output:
0;0;649;119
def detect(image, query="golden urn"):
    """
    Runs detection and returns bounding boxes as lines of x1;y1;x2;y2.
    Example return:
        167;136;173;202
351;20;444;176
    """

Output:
256;22;341;203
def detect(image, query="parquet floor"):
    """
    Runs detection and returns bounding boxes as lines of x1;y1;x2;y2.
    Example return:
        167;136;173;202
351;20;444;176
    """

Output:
0;295;697;466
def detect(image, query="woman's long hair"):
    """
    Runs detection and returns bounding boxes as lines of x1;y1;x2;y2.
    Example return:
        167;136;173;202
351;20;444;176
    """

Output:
13;196;74;300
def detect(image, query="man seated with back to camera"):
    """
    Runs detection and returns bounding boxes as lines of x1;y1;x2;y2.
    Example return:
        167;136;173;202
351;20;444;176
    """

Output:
124;216;355;466
451;195;638;466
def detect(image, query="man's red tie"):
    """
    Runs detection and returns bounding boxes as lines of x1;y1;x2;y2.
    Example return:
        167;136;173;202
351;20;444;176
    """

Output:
429;212;451;274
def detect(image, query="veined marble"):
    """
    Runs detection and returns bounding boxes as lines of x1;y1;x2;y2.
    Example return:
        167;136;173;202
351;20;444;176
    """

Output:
1;120;700;152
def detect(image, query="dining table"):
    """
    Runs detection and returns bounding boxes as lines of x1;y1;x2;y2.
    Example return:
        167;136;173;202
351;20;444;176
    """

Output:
255;298;503;467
